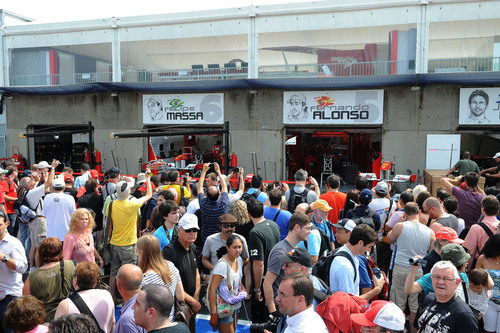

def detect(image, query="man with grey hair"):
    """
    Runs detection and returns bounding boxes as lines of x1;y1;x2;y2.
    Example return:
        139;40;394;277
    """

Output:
285;169;319;214
115;264;145;333
133;284;190;333
417;261;478;333
423;197;459;232
108;170;153;303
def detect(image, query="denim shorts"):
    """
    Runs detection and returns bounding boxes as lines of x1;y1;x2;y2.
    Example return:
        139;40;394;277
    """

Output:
219;309;239;324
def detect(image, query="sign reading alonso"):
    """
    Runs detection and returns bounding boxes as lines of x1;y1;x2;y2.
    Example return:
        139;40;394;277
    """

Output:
143;93;224;125
283;90;384;125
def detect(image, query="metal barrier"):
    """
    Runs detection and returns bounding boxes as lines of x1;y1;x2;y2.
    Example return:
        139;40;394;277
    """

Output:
9;72;112;87
428;57;500;73
122;67;248;82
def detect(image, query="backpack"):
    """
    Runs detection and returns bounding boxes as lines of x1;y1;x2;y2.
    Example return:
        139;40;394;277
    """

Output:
287;186;308;213
363;255;389;300
304;226;333;260
240;189;261;205
180;186;190;207
470;222;495;269
13;188;38;223
350;208;377;231
312;249;357;288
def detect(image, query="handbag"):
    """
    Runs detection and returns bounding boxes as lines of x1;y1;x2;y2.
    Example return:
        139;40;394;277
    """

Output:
214;258;238;319
98;201;114;266
174;300;194;324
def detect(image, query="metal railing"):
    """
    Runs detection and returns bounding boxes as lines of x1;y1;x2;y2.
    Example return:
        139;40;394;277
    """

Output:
7;57;500;86
428;57;500;73
122;67;249;82
258;60;414;78
9;72;112;87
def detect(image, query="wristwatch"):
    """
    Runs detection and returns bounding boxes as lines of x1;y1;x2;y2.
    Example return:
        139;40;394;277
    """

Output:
2;255;10;262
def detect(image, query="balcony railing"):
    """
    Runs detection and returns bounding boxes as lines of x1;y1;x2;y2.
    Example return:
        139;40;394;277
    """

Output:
7;57;500;86
9;72;112;87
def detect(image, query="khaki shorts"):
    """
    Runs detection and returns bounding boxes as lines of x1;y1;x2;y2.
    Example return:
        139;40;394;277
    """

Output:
110;244;138;276
29;216;46;248
390;263;422;313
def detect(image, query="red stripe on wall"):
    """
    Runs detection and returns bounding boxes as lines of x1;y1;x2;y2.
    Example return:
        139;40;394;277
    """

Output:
48;51;58;85
390;31;398;74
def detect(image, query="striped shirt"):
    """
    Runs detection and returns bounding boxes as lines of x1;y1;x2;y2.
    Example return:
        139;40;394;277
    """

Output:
198;192;229;242
141;261;181;320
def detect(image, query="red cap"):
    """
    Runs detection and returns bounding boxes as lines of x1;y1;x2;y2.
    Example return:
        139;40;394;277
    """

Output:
138;182;156;192
64;174;74;182
244;174;254;183
435;226;464;244
89;169;99;179
351;301;405;331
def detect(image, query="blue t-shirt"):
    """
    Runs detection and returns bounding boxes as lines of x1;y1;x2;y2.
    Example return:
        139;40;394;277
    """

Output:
246;188;269;205
357;255;372;290
264;207;292;240
329;245;360;295
313;218;335;243
311;274;329;309
297;229;321;256
153;225;175;250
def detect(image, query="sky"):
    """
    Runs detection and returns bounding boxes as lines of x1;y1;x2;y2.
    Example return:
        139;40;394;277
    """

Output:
2;0;309;25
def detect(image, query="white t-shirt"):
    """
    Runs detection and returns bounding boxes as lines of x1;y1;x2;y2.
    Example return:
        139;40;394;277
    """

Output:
212;257;244;309
43;192;76;241
186;198;200;215
26;184;46;215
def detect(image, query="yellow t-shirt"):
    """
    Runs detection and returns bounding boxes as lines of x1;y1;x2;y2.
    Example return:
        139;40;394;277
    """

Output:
109;198;143;246
161;184;191;204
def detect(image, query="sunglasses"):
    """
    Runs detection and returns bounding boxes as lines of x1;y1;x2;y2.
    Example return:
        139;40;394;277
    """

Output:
221;223;236;229
183;228;198;233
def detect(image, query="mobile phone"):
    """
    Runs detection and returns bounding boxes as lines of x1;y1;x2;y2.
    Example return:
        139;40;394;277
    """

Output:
373;267;381;279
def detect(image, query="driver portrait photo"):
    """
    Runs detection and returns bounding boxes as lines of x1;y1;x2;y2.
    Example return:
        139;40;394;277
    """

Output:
465;89;490;124
286;94;308;122
145;97;165;122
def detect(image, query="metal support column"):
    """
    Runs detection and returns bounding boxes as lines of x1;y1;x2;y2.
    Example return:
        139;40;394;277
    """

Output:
416;0;429;74
0;11;5;87
247;7;258;79
223;121;230;175
111;18;122;82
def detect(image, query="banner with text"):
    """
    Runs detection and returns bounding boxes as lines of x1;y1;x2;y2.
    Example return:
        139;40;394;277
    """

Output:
459;88;500;125
143;93;224;125
283;90;384;125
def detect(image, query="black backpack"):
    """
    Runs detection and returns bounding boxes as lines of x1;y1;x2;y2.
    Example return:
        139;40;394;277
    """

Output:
349;208;377;231
240;189;261;205
312;249;357;288
304;226;333;260
287;186;308;213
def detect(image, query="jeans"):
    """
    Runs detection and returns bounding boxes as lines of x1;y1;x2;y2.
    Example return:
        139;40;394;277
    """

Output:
6;214;17;238
0;295;17;333
18;222;31;261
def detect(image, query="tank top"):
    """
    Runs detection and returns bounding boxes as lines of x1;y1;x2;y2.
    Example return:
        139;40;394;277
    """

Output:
394;221;432;267
488;269;500;301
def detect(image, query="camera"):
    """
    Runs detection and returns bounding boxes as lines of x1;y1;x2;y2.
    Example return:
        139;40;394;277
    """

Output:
209;163;214;168
373;267;381;279
249;312;283;333
409;257;427;267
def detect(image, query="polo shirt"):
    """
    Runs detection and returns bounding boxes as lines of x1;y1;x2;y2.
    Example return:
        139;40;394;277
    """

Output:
162;239;197;296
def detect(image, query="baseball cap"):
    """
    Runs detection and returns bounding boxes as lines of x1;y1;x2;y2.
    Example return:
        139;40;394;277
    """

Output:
52;178;65;189
375;181;389;197
311;199;332;212
333;218;357;232
278;248;313;268
441;243;470;267
435;227;464;244
138;182;156;192
219;214;238;224
178;213;199;230
19;170;32;178
493;152;500;159
137;173;146;185
37;161;50;169
64;174;74;182
0;167;8;174
359;188;373;205
89;169;99;179
244;174;254;183
106;167;120;178
351;300;405;331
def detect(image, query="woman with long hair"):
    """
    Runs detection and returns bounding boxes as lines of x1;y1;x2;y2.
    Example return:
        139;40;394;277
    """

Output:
232;200;252;241
63;209;103;266
208;234;247;333
476;234;500;333
136;234;184;320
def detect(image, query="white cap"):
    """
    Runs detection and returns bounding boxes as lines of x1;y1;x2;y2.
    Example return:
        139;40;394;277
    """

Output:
493;152;500;159
137;173;146;184
178;214;199;230
116;179;135;200
38;161;50;169
52;178;65;189
351;301;405;331
333;218;357;232
0;167;8;174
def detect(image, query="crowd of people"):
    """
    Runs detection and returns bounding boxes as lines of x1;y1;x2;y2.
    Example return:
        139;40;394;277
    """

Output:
0;152;499;333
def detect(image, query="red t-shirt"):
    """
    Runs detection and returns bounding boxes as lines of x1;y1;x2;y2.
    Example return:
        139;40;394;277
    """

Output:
0;178;15;213
320;191;347;223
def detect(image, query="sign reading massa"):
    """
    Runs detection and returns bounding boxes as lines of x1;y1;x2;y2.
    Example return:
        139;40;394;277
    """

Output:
283;90;384;125
143;93;224;125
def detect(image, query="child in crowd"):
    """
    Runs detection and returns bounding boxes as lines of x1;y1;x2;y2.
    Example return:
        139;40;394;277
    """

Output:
468;268;494;318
